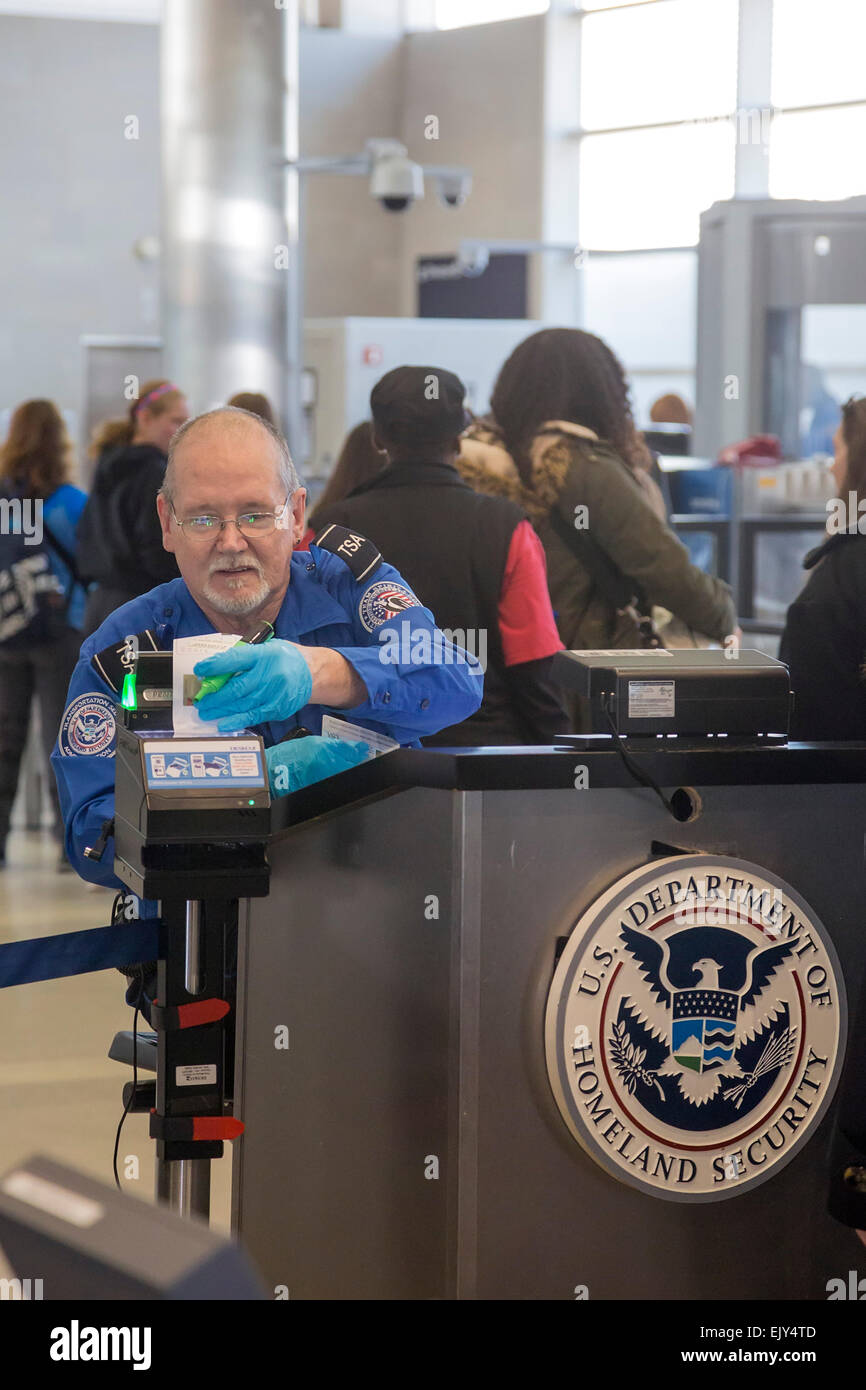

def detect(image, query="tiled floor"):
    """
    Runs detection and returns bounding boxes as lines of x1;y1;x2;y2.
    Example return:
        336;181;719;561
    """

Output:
0;831;233;1281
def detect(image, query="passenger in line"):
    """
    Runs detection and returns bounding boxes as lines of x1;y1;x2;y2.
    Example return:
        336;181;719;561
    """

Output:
649;393;693;427
227;391;276;425
780;395;866;740
299;421;387;550
77;379;188;634
459;329;737;725
0;401;87;869
313;367;568;746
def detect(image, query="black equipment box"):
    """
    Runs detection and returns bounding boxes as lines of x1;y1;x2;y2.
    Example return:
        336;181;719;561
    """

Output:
118;647;173;731
553;648;791;738
113;724;271;899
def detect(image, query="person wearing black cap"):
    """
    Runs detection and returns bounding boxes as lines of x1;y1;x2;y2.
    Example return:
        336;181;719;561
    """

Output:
313;365;568;745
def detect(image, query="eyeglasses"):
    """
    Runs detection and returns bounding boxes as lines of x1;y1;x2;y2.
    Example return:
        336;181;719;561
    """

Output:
171;497;291;540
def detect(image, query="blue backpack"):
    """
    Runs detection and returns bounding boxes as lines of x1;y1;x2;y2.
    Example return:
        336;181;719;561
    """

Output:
0;487;81;648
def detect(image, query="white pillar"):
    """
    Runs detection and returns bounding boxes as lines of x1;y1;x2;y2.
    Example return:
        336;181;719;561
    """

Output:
161;0;302;455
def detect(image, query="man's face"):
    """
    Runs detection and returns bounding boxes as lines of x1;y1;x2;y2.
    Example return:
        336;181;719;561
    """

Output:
157;420;306;623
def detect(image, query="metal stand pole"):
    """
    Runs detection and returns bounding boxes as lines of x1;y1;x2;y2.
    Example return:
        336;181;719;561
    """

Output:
184;899;202;997
153;897;230;1224
155;1155;212;1220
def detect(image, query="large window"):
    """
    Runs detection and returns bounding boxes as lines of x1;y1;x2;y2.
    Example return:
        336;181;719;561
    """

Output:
578;0;738;250
579;119;735;251
580;0;738;131
582;249;697;425
771;0;866;110
769;105;866;202
767;0;866;200
435;0;547;28
581;0;658;8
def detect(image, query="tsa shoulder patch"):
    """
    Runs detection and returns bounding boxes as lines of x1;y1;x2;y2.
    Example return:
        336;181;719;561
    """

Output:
91;629;158;695
314;524;382;584
59;692;117;757
358;579;420;632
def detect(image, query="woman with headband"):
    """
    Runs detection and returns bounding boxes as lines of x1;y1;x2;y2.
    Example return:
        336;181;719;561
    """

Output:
78;378;189;634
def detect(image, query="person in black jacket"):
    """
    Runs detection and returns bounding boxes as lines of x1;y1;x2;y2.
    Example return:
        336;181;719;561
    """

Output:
780;396;866;740
314;366;568;746
78;379;188;634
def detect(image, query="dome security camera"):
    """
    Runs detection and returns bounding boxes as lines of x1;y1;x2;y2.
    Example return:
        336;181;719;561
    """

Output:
436;172;472;208
368;141;424;213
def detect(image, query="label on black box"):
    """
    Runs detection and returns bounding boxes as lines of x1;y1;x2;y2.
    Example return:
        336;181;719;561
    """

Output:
176;1064;217;1087
628;679;675;719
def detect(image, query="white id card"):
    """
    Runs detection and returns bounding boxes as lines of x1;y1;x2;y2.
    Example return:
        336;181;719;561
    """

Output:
172;632;242;735
321;714;399;756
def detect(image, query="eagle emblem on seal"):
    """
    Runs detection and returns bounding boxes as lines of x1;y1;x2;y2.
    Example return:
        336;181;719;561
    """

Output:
614;925;798;1110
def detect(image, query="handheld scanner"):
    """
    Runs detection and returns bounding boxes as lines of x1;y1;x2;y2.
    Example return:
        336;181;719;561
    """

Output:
193;621;275;703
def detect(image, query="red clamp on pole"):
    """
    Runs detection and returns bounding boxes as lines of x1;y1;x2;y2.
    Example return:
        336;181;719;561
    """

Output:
150;998;231;1031
191;1116;245;1142
150;1112;245;1142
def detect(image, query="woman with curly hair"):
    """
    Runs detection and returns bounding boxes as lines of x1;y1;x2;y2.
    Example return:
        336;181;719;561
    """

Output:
459;330;736;706
780;395;866;740
0;400;87;867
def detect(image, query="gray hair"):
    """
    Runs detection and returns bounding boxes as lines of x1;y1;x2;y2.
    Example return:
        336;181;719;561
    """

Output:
160;406;300;504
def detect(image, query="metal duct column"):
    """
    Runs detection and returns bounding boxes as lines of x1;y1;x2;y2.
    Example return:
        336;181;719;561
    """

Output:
161;0;301;453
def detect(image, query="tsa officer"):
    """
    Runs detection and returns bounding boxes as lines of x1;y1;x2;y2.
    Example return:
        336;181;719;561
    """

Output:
51;406;483;896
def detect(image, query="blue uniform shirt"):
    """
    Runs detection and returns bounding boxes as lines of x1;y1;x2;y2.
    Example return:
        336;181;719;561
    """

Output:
51;544;483;899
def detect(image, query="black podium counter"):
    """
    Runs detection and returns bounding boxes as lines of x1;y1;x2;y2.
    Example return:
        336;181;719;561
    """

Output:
268;739;866;810
231;745;866;1300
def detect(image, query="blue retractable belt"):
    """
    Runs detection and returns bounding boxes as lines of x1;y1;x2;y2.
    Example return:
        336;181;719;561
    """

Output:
0;921;161;990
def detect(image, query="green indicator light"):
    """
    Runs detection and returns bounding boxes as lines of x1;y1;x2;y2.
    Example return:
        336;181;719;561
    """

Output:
120;672;137;710
248;799;255;805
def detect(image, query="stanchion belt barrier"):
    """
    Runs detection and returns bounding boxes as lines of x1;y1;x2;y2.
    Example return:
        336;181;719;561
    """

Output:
0;922;161;989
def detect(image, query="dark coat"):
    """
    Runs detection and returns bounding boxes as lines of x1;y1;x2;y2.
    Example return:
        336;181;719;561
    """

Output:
779;531;866;741
77;443;179;635
77;443;178;591
314;459;568;745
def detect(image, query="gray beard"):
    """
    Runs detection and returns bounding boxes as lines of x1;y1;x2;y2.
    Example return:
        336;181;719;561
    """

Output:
202;572;270;616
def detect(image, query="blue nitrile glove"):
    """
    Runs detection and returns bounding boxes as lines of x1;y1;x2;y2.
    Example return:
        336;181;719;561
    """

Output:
265;736;370;796
194;640;314;732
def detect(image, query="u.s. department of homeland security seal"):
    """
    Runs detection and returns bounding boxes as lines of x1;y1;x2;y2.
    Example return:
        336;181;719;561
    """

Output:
58;692;116;757
545;856;845;1202
358;580;419;632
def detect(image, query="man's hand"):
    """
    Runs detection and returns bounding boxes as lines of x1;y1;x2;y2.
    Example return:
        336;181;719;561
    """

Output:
194;640;314;731
265;736;369;796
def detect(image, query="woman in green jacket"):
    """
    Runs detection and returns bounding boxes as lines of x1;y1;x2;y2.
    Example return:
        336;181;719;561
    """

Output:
459;328;737;661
